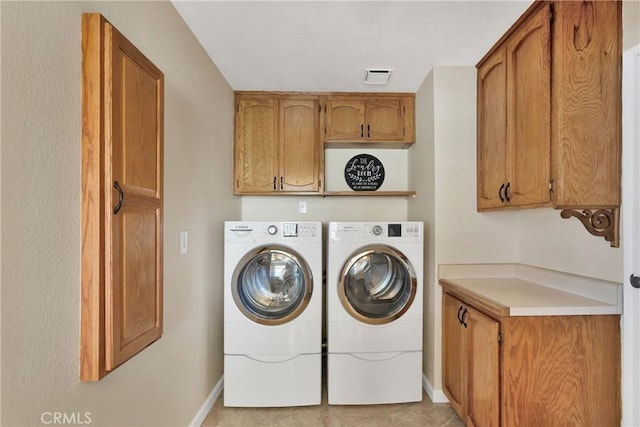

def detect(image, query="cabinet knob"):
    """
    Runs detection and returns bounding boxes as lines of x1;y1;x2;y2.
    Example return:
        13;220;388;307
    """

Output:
631;274;640;289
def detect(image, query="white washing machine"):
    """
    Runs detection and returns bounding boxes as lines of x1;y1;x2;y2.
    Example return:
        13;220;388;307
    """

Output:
223;221;322;407
327;221;423;405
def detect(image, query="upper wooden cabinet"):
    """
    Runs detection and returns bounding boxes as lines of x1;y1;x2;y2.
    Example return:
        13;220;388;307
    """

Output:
476;0;621;245
478;4;551;210
324;94;415;146
477;3;552;210
234;93;323;195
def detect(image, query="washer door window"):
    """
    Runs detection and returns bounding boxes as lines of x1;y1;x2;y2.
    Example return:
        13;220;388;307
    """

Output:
338;245;416;325
232;246;313;325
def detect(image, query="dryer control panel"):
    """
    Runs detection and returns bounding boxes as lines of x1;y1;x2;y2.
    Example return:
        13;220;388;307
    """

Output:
330;222;423;243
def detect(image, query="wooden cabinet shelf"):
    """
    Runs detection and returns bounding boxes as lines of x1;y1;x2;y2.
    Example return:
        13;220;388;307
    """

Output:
322;190;416;197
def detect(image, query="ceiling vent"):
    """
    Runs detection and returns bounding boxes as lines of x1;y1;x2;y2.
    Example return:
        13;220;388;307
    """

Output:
364;68;392;85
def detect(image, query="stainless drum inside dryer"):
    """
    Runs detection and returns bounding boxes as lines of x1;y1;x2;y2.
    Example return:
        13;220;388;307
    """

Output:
338;244;417;324
232;246;313;325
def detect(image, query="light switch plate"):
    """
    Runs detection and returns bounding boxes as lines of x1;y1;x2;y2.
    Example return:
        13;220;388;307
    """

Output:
298;200;307;214
179;230;188;255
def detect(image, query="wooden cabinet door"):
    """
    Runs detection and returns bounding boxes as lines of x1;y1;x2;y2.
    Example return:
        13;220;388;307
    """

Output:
280;98;322;192
365;99;404;141
325;98;365;141
466;307;500;427
234;98;279;193
107;21;164;371
442;294;468;419
505;3;551;207
81;14;163;381
477;47;508;210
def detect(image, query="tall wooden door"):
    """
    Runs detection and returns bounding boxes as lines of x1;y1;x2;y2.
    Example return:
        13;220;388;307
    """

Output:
505;3;551;207
81;13;164;381
106;21;164;370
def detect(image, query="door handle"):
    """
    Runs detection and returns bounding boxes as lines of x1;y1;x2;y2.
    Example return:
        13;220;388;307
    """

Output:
631;274;640;289
505;182;511;202
273;176;276;190
113;181;124;215
499;183;505;203
457;305;464;324
360;124;364;138
461;308;468;328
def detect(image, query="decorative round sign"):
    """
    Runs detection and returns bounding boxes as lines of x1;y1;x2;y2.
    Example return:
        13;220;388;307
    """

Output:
344;154;385;191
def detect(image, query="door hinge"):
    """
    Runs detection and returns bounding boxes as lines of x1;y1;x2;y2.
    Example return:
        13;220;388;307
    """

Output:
549;179;554;193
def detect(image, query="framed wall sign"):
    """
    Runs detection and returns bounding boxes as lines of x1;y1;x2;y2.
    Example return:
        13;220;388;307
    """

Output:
344;154;385;191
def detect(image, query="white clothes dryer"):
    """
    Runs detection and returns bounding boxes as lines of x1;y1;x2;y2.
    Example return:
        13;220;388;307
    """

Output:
327;221;423;405
224;221;322;407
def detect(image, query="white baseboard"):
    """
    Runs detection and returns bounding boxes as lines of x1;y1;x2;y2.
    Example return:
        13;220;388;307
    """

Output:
422;373;449;403
189;375;224;427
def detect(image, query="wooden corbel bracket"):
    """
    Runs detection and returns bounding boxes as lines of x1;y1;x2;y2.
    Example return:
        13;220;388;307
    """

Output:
560;208;620;248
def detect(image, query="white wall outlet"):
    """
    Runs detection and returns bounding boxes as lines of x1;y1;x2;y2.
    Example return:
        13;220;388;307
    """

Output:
298;200;307;214
179;230;188;255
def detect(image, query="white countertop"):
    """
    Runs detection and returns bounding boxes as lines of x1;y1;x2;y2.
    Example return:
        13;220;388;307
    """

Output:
438;264;622;316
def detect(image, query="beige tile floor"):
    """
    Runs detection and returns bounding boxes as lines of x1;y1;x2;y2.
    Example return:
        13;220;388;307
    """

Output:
202;386;465;427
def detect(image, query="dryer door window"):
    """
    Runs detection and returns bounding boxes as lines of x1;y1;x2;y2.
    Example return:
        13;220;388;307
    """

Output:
232;247;313;325
339;244;416;325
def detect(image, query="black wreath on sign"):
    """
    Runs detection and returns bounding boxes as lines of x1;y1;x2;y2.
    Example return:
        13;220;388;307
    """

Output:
344;154;385;191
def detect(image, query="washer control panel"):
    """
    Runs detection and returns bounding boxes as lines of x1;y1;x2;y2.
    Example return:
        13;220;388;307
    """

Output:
225;221;321;243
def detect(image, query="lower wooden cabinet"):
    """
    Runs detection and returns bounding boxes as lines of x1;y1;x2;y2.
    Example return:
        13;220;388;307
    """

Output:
442;292;620;427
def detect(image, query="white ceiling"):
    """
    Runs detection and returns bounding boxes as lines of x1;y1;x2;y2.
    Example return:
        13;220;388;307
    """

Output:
172;1;533;93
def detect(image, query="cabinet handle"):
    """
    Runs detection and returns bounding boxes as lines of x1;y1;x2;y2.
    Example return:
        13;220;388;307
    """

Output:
367;124;370;138
461;308;468;328
273;176;277;191
280;176;283;190
361;124;364;138
631;274;640;289
113;181;124;215
499;183;505;203
505;182;511;202
457;305;464;324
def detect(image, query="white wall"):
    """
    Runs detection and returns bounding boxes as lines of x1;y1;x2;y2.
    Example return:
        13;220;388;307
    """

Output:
411;67;518;395
1;1;238;425
409;71;436;387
